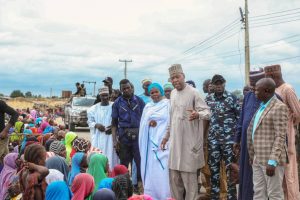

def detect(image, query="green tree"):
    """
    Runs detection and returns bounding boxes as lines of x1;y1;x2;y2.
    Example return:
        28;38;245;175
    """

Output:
10;90;25;98
25;91;33;98
0;93;4;97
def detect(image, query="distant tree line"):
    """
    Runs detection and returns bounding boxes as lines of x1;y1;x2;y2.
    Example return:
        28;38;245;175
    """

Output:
9;90;42;98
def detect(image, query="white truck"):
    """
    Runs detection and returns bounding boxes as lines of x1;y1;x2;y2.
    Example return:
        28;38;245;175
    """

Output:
64;96;96;131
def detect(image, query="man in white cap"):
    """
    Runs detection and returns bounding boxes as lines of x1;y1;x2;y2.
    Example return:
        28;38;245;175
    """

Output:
87;86;119;171
138;78;152;104
161;64;211;200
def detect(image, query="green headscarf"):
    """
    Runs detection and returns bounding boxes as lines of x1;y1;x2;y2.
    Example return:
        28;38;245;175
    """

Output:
87;153;108;199
65;131;77;164
10;121;24;142
14;121;24;133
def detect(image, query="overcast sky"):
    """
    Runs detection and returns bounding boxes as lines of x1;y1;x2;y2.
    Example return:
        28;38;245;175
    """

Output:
0;0;299;97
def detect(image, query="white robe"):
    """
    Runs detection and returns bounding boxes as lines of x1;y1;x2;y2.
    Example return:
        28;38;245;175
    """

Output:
87;102;119;171
139;99;171;200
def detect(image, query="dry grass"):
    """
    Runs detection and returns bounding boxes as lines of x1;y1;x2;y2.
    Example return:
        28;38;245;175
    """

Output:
6;97;67;110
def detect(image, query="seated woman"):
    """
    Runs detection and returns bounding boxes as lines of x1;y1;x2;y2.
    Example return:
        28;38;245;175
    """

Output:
65;132;78;164
112;173;133;200
139;83;171;200
46;181;73;200
46;155;69;183
0;153;19;200
93;189;116;200
49;140;67;158
87;154;108;196
19;144;49;200
71;173;95;200
68;152;88;186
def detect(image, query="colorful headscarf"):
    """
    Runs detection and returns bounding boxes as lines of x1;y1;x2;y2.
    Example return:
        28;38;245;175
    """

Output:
87;154;108;198
0;153;19;199
71;173;95;200
110;165;128;177
35;118;42;126
128;195;153;200
49;141;65;156
46;169;64;184
46;156;69;182
163;82;174;90
72;138;90;153
68;152;85;186
14;121;24;133
148;83;164;96
93;189;116;200
46;181;73;200
65;132;77;164
98;178;114;190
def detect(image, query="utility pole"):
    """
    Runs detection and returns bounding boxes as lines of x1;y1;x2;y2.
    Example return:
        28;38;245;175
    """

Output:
119;59;132;79
239;0;250;85
83;81;96;96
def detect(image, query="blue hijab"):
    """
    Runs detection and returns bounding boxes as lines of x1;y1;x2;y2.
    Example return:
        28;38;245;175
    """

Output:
148;83;164;96
68;152;85;186
20;129;33;153
98;178;114;190
46;181;72;200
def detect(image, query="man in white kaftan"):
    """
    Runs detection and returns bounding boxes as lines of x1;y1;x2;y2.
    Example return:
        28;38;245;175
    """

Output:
87;86;119;171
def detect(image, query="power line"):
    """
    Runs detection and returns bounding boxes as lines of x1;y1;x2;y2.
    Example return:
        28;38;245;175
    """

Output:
250;15;300;25
177;29;241;62
256;55;300;64
175;34;300;64
251;17;300;28
251;7;300;18
250;11;300;21
182;18;240;54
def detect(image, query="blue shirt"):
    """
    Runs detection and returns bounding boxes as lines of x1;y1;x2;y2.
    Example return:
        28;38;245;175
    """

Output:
252;96;276;166
112;95;145;143
205;91;241;144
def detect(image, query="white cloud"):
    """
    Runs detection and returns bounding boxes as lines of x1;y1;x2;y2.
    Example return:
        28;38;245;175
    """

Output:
0;0;300;96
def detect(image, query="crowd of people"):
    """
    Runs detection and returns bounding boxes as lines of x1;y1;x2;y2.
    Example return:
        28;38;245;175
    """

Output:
0;63;299;200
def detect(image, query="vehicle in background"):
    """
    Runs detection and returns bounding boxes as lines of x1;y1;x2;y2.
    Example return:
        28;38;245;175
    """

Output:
64;96;96;131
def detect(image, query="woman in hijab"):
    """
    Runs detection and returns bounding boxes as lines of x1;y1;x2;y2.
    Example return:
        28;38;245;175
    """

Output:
112;173;133;200
70;138;90;158
71;173;95;200
46;181;72;200
139;83;171;199
93;189;116;200
87;154;108;198
68;152;87;186
65;132;78;164
49;140;67;158
98;178;114;190
10;121;24;144
0;153;19;199
46;155;69;182
110;165;128;177
46;169;64;184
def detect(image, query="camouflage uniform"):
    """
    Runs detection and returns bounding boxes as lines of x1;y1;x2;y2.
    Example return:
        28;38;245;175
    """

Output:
206;91;240;200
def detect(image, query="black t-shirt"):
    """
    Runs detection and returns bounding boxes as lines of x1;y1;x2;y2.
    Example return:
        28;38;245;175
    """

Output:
0;100;19;132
